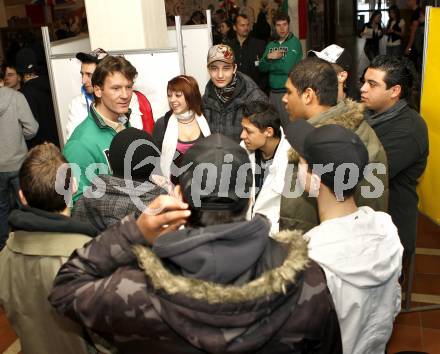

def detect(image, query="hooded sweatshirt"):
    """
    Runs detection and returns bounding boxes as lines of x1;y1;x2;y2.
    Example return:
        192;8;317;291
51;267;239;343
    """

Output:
50;215;343;354
0;87;38;172
305;206;403;354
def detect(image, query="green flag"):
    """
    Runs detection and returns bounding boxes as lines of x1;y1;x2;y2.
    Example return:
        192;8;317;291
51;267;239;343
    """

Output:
281;0;289;14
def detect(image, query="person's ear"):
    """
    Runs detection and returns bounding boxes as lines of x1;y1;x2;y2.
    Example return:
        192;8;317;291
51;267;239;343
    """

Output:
302;88;315;105
18;190;28;206
94;85;102;98
308;173;322;198
233;64;238;74
265;127;274;138
390;84;402;99
338;71;348;84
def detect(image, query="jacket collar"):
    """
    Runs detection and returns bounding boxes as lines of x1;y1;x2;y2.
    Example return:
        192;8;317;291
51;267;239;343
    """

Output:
6;231;92;257
91;104;131;129
9;206;98;236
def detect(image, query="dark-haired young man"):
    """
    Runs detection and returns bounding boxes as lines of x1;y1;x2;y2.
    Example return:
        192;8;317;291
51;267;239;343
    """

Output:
0;143;97;354
3;63;21;90
259;12;302;126
279;57;388;232
284;119;403;354
361;55;428;257
64;55;137;203
240;101;291;236
50;134;343;354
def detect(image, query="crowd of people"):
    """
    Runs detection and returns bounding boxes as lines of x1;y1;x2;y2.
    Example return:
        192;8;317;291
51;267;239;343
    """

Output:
0;3;431;354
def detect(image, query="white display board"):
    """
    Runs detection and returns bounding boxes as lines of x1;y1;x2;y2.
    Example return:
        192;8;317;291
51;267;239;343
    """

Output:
167;23;213;94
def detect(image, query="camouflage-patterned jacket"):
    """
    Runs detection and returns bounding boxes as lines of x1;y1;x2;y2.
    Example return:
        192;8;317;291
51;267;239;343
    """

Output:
50;215;342;354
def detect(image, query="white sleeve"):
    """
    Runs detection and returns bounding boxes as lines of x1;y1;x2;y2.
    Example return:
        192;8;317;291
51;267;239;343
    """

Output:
66;96;88;139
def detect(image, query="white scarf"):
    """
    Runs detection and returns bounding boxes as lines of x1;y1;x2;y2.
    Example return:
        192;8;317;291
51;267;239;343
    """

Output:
160;113;211;179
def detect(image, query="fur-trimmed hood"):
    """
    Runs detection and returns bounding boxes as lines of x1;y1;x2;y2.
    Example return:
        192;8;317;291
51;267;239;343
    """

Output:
132;219;313;353
288;99;368;163
133;216;308;304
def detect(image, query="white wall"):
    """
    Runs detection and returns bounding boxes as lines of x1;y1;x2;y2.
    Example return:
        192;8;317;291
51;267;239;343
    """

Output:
85;0;168;50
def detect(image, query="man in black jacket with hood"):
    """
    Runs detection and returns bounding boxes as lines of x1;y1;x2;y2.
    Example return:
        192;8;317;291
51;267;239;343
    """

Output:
16;48;60;147
50;134;342;354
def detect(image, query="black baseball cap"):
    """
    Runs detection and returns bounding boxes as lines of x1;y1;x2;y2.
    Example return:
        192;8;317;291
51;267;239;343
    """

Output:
109;128;160;182
284;119;369;192
179;134;252;211
76;48;108;64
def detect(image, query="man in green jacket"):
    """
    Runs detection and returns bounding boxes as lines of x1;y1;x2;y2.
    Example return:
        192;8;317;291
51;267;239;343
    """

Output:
64;55;137;203
259;12;302;127
279;57;388;232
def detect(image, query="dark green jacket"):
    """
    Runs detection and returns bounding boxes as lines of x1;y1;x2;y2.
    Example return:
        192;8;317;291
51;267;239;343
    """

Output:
259;33;303;90
63;105;130;203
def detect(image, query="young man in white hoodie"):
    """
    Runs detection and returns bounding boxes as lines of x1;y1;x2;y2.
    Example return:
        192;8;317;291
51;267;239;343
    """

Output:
284;118;403;354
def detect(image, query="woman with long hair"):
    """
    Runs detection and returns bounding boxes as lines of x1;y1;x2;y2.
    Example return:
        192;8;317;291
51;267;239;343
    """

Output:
386;5;405;56
361;10;383;61
153;75;210;183
218;19;235;43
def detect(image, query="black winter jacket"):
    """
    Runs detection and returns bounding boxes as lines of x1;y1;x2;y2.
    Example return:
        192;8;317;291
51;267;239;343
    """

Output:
202;72;268;142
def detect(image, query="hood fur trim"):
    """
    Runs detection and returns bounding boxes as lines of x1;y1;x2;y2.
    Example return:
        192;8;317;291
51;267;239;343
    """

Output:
133;229;308;304
288;99;366;163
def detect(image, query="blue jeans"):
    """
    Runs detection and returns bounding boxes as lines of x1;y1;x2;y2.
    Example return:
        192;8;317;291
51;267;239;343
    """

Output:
0;171;19;249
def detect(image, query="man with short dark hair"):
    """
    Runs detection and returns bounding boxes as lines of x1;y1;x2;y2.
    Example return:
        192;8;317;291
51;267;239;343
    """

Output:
3;63;21;90
361;55;428;257
64;55;137;203
240;101;291;236
228;14;267;90
203;44;268;142
50;134;343;354
259;12;302;126
284;119;403;354
279;57;388;232
0;143;97;354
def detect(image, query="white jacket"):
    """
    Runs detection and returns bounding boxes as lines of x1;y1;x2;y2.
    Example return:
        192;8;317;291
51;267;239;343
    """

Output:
66;91;144;140
242;136;291;237
305;206;403;354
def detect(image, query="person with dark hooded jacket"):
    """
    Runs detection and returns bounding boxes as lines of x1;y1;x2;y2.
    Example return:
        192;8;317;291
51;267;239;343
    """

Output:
72;127;166;232
203;44;268;142
50;134;342;354
16;48;60;148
